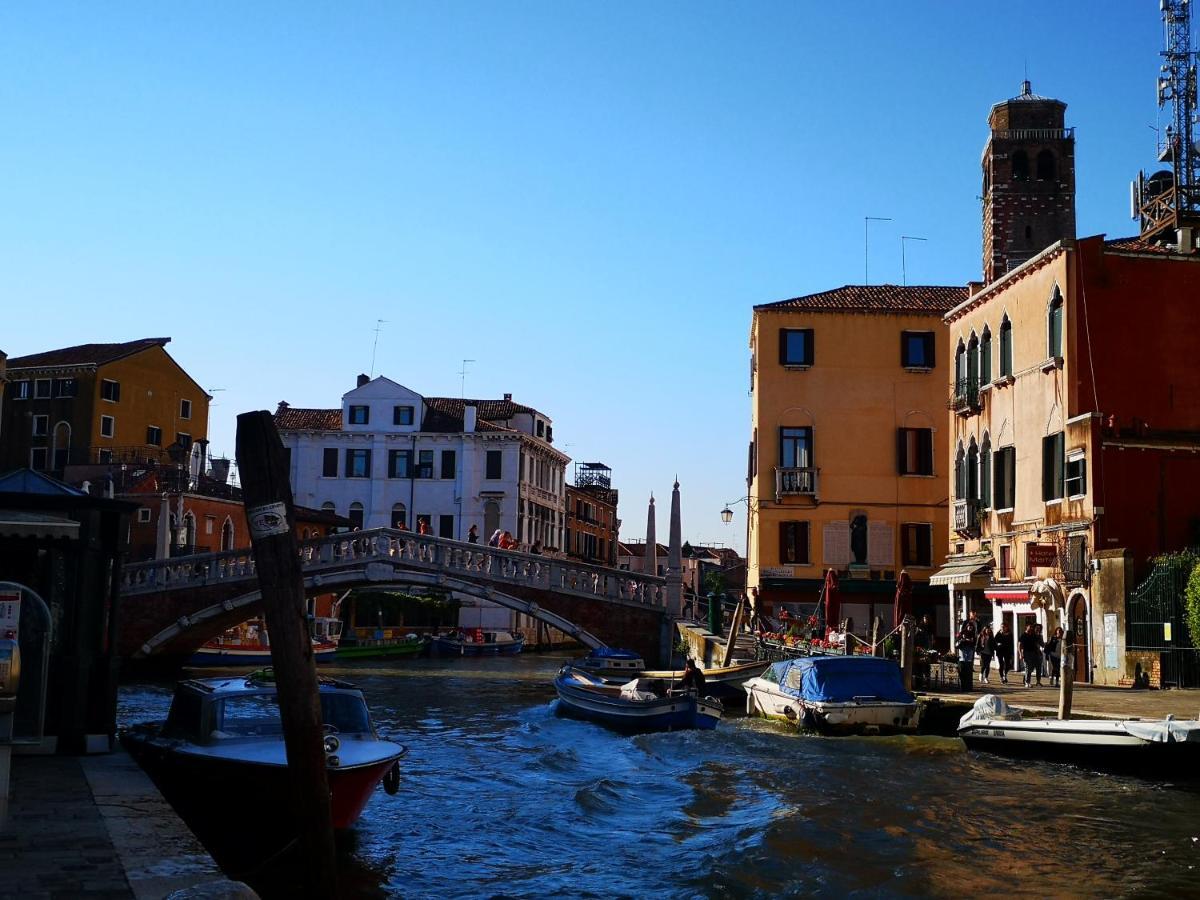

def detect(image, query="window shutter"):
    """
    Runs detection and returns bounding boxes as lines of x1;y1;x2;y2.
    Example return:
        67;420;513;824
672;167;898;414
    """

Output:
919;525;931;566
919;429;933;476
800;522;810;564
779;523;789;563
897;429;908;475
1005;449;1016;508
901;524;911;565
1042;437;1053;501
779;329;788;365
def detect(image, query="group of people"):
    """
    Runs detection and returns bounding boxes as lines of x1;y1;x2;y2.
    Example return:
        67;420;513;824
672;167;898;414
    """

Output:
956;610;1066;688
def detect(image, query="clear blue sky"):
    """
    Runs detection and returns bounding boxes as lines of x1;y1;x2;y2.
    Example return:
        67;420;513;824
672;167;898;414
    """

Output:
0;3;1169;551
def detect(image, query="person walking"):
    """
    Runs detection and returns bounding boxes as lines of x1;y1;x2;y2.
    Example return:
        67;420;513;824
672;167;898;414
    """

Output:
467;524;479;544
1035;623;1048;682
977;625;996;685
995;621;1014;684
955;611;979;691
488;529;502;547
1019;623;1043;688
1045;626;1064;687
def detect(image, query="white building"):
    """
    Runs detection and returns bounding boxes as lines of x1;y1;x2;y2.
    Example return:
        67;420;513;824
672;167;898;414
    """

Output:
275;375;569;548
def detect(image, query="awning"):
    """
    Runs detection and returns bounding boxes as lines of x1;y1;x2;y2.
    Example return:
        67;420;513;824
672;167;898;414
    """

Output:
0;510;80;540
985;589;1030;603
929;557;992;587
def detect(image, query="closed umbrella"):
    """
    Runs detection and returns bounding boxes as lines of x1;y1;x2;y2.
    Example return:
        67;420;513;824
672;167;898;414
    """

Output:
892;569;913;628
823;568;841;632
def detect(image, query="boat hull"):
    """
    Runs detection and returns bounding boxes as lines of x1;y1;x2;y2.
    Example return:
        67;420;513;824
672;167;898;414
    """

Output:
554;671;721;733
336;639;427;660
641;660;770;703
744;680;919;734
187;643;338;666
431;635;524;656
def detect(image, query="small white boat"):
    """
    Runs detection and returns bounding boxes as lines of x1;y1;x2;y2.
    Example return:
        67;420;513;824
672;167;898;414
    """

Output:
744;656;919;734
554;667;722;733
958;694;1200;774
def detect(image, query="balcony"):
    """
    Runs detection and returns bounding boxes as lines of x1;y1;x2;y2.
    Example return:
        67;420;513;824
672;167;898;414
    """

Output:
775;467;819;500
949;378;981;415
953;498;980;536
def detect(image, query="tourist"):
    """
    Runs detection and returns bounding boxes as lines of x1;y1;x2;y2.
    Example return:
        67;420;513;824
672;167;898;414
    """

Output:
417;518;430;536
530;540;543;555
680;658;706;695
956;613;978;691
1046;626;1064;687
499;531;517;550
996;621;1014;684
467;524;479;544
1019;623;1043;688
488;529;502;547
977;625;996;685
1035;623;1048;681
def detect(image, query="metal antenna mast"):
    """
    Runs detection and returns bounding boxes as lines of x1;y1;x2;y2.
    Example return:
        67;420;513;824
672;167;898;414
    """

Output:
458;359;475;398
864;216;892;284
369;319;388;377
900;236;927;286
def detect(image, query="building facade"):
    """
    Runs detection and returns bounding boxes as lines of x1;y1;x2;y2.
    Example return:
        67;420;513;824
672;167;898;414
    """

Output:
275;375;568;549
747;284;967;640
564;462;620;565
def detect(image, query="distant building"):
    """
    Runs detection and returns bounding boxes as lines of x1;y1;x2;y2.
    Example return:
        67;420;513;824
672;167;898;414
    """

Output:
275;375;568;548
564;462;619;565
617;540;667;576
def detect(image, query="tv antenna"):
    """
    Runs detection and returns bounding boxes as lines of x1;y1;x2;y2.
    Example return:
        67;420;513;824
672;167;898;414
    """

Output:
459;359;476;398
206;387;226;406
900;236;927;286
369;319;388;377
864;216;893;284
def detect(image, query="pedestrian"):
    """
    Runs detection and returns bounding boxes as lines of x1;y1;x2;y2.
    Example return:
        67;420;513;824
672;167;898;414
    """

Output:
1045;626;1064;687
499;530;517;550
530;540;543;555
417;518;430;536
977;625;996;685
956;612;978;691
680;658;706;695
467;524;479;544
1035;623;1048;682
1019;623;1043;688
996;621;1014;684
488;529;502;547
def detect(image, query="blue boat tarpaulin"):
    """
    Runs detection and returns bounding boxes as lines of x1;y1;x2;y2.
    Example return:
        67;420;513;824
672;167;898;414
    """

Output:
766;656;914;704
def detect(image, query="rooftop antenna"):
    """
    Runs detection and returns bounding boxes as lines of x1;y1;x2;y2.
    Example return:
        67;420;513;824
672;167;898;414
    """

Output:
900;236;927;286
458;359;475;398
864;216;893;284
369;320;388;377
206;387;226;406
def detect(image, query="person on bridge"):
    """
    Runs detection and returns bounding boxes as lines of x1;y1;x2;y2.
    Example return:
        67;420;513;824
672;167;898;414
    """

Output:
499;531;517;550
680;658;706;695
467;524;479;544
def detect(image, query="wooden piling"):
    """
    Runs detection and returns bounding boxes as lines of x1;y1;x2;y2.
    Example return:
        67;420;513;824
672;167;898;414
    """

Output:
721;597;746;668
1058;628;1076;721
236;411;337;899
900;615;915;692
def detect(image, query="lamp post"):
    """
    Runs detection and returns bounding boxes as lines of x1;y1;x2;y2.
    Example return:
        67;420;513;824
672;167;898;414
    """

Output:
719;495;757;615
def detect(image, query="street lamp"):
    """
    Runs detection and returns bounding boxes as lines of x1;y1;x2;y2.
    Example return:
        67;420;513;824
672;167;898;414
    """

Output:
720;506;734;524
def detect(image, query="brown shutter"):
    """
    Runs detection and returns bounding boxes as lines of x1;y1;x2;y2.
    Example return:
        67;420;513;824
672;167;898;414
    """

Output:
897;428;908;475
919;429;933;476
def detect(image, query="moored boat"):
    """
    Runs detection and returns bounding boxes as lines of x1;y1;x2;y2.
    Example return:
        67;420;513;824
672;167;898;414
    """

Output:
431;628;525;656
743;656;919;734
571;646;647;677
957;694;1200;774
337;633;429;660
188;616;340;666
641;658;771;704
554;666;722;733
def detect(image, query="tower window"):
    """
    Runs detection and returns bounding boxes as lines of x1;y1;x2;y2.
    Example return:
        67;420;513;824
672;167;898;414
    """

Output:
1012;150;1029;180
1036;149;1056;181
1024;225;1032;241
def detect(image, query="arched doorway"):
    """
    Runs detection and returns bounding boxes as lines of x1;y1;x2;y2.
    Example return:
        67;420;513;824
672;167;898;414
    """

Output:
220;517;235;551
52;421;71;472
1069;592;1089;683
391;503;407;529
483;500;500;541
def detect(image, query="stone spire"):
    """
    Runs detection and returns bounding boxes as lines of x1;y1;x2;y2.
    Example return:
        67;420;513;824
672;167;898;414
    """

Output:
644;493;656;576
665;478;683;615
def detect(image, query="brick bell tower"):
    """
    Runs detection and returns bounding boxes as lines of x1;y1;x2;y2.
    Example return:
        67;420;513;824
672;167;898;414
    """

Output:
981;81;1076;284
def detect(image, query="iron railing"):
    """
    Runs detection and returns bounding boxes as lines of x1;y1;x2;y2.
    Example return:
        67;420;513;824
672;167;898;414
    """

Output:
950;378;981;414
775;467;818;498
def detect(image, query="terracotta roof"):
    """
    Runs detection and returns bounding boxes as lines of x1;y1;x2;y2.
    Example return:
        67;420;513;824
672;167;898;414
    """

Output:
274;406;342;431
425;397;536;420
8;337;171;370
273;398;530;434
618;541;668;558
755;285;967;314
1104;235;1189;256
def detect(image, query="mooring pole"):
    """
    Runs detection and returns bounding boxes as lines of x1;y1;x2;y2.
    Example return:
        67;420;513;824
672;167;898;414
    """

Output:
1058;628;1076;721
236;411;337;898
900;615;915;693
721;596;746;668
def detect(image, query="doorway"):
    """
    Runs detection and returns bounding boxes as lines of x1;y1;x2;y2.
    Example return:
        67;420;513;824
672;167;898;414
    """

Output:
1070;593;1090;683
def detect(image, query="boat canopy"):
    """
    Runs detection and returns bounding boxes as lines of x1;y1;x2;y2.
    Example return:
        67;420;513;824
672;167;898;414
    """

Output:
765;657;914;704
586;647;643;660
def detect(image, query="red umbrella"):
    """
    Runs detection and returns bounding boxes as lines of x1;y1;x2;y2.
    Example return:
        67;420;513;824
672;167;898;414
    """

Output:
822;568;840;632
892;569;913;629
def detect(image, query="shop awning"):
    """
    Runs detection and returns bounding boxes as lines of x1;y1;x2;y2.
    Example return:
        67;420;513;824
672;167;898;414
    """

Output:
929;556;992;587
0;510;80;540
985;588;1030;603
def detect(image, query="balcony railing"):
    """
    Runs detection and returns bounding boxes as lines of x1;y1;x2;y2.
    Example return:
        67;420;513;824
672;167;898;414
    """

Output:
949;378;981;415
775;467;819;499
953;498;980;535
992;127;1074;142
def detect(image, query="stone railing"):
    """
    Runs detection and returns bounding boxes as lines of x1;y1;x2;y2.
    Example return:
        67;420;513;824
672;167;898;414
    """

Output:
120;528;667;608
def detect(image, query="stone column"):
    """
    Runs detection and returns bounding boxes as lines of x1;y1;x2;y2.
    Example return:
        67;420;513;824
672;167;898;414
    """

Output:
665;479;683;615
644;494;656;577
156;493;172;560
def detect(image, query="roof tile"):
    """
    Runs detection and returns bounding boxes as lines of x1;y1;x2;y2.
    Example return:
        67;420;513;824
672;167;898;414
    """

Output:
8;338;171;370
755;284;968;314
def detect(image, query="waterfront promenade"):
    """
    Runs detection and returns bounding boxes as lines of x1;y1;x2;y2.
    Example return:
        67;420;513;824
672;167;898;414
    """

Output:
924;680;1200;720
1;750;253;899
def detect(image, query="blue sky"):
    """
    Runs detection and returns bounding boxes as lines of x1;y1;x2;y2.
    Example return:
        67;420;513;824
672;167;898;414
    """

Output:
0;3;1170;550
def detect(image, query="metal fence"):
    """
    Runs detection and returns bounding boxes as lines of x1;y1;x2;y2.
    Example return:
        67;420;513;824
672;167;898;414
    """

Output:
1126;552;1200;687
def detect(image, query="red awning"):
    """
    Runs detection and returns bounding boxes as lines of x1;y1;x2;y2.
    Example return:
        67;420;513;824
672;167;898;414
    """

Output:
985;589;1030;603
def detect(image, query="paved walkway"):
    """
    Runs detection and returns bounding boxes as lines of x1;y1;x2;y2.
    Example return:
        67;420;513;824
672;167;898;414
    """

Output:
923;677;1200;719
0;750;255;899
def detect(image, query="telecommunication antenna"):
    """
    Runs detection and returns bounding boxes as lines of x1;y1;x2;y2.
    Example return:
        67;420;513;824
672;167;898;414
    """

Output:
369;319;388;377
206;387;226;407
864;216;893;284
458;359;475;398
900;236;927;286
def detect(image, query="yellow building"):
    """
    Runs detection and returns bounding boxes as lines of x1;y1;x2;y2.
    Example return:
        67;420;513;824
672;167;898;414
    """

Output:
747;284;967;642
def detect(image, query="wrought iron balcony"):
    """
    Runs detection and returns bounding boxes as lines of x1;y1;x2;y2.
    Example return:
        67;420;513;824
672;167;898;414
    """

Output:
953;498;980;535
949;378;982;415
775;466;819;500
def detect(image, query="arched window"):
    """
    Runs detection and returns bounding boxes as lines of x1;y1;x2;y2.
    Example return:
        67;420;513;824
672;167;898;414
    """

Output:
980;434;992;510
1024;224;1033;242
52;421;71;471
221;517;235;551
980;327;993;384
348;502;364;530
967;438;979;501
391;503;407;529
1036;149;1056;181
484;500;500;539
999;315;1013;377
967;332;980;390
1048;287;1064;358
321;501;335;511
181;512;196;550
1012;150;1030;180
954;340;967;387
954;442;966;498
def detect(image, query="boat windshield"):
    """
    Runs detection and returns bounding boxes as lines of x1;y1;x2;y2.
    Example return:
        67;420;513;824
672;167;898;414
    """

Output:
210;691;372;739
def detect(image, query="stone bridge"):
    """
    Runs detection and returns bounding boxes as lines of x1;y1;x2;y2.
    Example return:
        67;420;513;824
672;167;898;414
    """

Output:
118;528;674;666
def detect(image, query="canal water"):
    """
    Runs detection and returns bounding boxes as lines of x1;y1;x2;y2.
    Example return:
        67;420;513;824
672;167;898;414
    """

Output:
120;654;1200;898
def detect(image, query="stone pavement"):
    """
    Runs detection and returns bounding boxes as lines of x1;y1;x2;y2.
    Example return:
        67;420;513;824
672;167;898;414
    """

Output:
0;750;255;900
925;676;1200;720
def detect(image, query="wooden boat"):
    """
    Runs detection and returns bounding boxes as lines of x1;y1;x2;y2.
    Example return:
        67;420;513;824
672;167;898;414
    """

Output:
188;617;340;666
430;628;524;656
957;694;1200;774
571;647;646;677
122;673;406;844
336;633;428;660
553;666;722;733
743;656;919;734
570;648;768;702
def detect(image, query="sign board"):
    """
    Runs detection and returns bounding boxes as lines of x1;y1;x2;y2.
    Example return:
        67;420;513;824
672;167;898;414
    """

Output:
760;566;795;578
1164;622;1173;643
1103;613;1118;669
822;522;850;566
1026;544;1058;569
0;590;19;638
867;522;894;567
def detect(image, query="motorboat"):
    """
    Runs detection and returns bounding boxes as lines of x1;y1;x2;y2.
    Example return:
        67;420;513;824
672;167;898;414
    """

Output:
743;656;919;734
641;658;771;704
337;632;429;660
430;628;525;656
188;616;340;666
571;647;647;677
122;672;406;845
957;694;1200;774
553;666;722;733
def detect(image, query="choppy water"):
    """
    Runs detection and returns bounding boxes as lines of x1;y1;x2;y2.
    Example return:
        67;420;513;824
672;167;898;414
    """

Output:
120;654;1200;898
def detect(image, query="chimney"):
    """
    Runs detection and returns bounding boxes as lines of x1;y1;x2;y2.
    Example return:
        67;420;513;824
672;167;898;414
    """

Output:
357;373;370;388
275;401;289;414
503;393;512;402
1177;226;1194;253
464;405;477;433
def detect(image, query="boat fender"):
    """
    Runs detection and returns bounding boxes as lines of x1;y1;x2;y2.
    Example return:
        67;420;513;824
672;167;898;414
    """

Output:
383;761;402;796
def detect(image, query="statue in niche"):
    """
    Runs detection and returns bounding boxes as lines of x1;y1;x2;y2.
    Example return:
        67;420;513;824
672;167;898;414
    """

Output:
850;514;868;565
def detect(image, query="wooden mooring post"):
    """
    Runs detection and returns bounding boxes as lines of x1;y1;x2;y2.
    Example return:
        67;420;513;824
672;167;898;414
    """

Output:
900;615;915;693
1058;628;1076;721
236;411;337;898
720;596;746;668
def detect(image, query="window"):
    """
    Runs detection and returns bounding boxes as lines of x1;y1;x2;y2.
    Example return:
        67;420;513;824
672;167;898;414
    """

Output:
34;378;51;399
97;449;112;463
779;328;814;367
393;405;414;426
176;432;192;450
1036;149;1056;181
345;448;372;478
11;380;30;400
100;415;115;438
1066;452;1087;498
101;379;121;402
779;426;813;468
348;502;364;530
439;515;454;539
980;328;992;384
146;425;162;446
954;340;966;385
954;443;966;498
980;436;992;510
441;450;456;479
137;508;152;524
902;524;933;567
31;415;48;437
1048;288;1063;358
322;448;339;477
391;503;407;529
966;439;979;500
779;521;810;564
321;501;335;513
998;544;1013;581
536;420;545;437
416;450;434;479
349;405;369;425
901;331;935;369
388;449;412;479
1012;149;1029;180
897;428;933;476
966;333;979;391
180;398;192;419
1042;432;1065;502
486;450;502;480
30;447;48;470
994;446;1016;510
54;378;77;398
204;515;216;535
999;317;1013;377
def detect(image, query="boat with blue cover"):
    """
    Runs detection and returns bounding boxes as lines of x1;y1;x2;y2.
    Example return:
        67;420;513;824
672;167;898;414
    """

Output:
743;656;919;734
553;666;722;733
